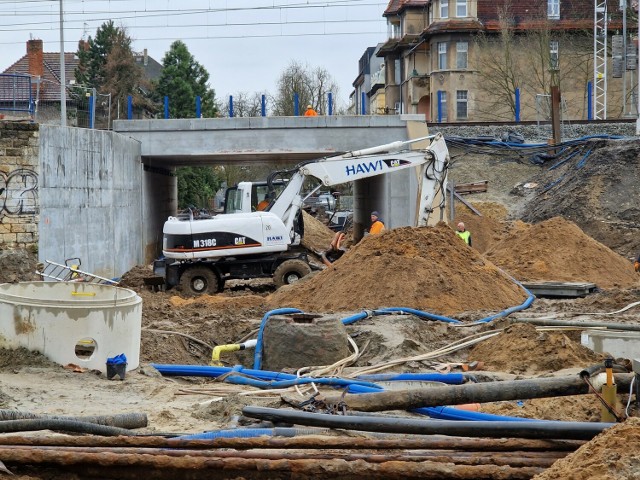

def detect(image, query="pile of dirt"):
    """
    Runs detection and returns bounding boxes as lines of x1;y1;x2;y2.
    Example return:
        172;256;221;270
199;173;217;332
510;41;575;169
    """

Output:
119;264;155;289
0;248;39;284
267;223;527;315
301;211;336;255
484;217;639;289
520;138;640;259
480;395;602;422
533;417;640;479
452;201;511;253
469;323;602;375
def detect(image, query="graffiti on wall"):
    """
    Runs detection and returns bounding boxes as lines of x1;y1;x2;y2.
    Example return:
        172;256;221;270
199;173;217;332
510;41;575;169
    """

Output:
0;168;38;220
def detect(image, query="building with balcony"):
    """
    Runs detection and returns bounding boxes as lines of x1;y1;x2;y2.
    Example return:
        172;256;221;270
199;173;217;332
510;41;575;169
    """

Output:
374;0;627;122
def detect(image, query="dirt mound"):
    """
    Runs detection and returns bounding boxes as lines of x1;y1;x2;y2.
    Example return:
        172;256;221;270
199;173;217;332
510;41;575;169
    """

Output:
520;138;640;259
533;417;640;480
481;394;602;422
452;201;511;254
484;217;639;289
267;223;527;315
301;211;336;254
118;264;154;289
0;248;39;284
469;323;602;375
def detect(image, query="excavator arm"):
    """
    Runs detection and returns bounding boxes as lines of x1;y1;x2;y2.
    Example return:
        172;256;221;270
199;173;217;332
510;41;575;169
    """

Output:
269;133;449;241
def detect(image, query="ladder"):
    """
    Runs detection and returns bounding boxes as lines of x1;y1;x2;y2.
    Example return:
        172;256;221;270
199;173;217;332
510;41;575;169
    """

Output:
36;259;119;285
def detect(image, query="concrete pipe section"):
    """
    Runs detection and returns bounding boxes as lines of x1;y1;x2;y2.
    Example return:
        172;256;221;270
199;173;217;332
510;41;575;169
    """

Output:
0;282;142;373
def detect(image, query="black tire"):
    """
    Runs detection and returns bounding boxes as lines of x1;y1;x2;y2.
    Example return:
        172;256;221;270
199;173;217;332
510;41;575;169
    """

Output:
179;266;219;296
273;259;311;288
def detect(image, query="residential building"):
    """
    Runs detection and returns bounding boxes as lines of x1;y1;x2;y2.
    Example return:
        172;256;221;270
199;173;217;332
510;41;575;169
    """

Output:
352;45;385;115
373;0;627;122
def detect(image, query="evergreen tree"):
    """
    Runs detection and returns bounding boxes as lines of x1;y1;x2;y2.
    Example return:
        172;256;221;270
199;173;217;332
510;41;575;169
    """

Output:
155;41;217;118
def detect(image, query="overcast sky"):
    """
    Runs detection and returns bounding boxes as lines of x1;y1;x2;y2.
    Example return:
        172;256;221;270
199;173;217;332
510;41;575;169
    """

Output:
0;0;389;109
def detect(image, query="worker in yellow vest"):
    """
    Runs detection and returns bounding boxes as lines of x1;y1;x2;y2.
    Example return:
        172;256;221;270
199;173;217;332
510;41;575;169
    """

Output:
456;222;472;246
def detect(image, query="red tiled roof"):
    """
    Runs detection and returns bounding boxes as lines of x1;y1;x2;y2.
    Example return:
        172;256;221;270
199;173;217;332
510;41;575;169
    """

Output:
384;0;429;16
2;51;78;102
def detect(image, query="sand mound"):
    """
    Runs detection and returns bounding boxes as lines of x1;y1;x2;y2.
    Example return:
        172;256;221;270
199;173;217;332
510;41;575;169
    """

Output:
267;223;527;315
301;211;336;254
452;201;510;254
533;418;640;480
470;323;602;375
484;217;638;289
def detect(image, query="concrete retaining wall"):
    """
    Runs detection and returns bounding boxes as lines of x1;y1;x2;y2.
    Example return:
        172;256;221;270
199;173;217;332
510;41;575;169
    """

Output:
0;122;40;248
39;125;143;279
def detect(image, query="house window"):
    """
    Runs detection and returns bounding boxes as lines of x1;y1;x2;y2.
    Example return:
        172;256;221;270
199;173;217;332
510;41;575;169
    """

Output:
550;40;559;70
438;91;448;121
548;0;560;19
456;90;468;119
441;0;449;19
438;42;448;70
456;42;468;69
456;0;467;17
388;20;401;39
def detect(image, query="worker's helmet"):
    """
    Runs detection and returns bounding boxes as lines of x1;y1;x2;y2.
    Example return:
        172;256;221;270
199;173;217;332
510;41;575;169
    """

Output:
307;105;313;109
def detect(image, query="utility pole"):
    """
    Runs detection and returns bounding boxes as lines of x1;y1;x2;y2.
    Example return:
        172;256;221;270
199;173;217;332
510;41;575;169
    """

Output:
59;0;66;126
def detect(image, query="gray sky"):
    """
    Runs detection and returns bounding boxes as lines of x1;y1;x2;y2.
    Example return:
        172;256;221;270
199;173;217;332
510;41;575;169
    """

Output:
0;0;389;109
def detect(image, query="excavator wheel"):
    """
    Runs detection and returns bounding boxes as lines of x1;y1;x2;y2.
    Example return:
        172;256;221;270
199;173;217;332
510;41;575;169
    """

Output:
179;266;219;296
273;259;311;288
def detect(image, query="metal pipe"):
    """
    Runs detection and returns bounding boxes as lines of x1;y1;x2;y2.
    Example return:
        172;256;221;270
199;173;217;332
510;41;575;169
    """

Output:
0;447;545;479
0;434;584;451
324;374;634;412
515;318;640;331
243;406;614;440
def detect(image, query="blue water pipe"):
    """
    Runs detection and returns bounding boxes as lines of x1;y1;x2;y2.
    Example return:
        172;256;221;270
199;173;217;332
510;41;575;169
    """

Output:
253;308;302;370
178;427;327;440
152;363;534;423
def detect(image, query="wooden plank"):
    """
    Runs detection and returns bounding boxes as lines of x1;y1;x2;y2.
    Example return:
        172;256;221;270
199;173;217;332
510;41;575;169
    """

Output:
455;181;488;194
447;187;483;216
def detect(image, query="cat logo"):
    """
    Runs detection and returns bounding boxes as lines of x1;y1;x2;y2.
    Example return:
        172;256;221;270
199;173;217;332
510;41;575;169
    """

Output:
234;237;246;246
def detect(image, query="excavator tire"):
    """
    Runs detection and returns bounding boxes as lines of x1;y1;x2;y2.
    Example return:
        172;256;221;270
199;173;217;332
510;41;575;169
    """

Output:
273;259;311;288
179;266;219;296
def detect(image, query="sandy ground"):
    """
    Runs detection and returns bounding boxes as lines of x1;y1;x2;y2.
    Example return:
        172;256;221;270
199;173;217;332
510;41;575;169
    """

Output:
0;137;639;478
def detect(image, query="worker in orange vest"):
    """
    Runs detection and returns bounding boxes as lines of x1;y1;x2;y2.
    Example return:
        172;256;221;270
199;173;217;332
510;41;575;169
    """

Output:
369;211;385;235
304;105;318;116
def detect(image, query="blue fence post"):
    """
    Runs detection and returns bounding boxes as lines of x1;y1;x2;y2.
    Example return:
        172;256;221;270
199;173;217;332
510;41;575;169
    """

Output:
195;96;201;118
328;92;333;115
515;87;520;123
229;95;234;118
437;91;442;123
127;95;133;120
88;95;94;129
587;81;593;121
261;94;266;117
361;92;366;115
163;96;169;119
294;93;299;116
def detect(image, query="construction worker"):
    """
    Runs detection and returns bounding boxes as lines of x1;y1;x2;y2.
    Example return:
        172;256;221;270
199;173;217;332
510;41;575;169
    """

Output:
456;221;472;246
369;211;385;235
635;254;640;272
304;105;318;116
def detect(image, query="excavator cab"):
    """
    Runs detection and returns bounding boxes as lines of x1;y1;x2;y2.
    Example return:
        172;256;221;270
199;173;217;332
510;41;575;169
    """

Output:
223;181;285;214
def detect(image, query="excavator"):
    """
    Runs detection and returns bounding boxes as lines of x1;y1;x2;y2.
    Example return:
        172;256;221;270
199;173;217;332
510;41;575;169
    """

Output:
154;133;450;295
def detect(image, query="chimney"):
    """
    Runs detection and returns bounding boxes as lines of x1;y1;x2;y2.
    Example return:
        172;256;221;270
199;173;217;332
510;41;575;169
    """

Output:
27;39;44;78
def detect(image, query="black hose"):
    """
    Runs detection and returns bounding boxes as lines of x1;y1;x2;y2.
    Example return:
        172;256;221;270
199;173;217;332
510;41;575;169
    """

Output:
242;406;614;441
579;364;629;379
0;419;137;436
0;410;147;429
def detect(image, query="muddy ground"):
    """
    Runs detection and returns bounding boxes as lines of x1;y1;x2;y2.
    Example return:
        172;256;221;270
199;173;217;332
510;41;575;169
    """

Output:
1;136;640;479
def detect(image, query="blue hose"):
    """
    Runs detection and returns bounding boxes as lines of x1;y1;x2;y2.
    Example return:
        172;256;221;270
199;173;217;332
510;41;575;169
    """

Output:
177;427;326;440
152;364;535;422
378;307;463;324
253;308;302;370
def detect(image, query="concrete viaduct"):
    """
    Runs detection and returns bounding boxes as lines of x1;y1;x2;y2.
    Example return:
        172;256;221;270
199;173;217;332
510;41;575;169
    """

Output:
35;116;437;279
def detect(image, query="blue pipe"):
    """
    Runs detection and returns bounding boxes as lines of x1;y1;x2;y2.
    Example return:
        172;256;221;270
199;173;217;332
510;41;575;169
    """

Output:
153;364;535;422
379;307;463;325
356;373;465;384
253;308;302;370
177;427;325;440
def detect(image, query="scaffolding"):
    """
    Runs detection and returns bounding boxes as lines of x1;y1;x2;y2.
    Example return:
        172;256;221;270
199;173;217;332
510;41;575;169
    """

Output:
593;0;608;119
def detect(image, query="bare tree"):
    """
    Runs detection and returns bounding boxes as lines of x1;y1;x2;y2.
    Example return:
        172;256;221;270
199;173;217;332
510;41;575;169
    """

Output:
220;92;265;117
271;60;339;115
